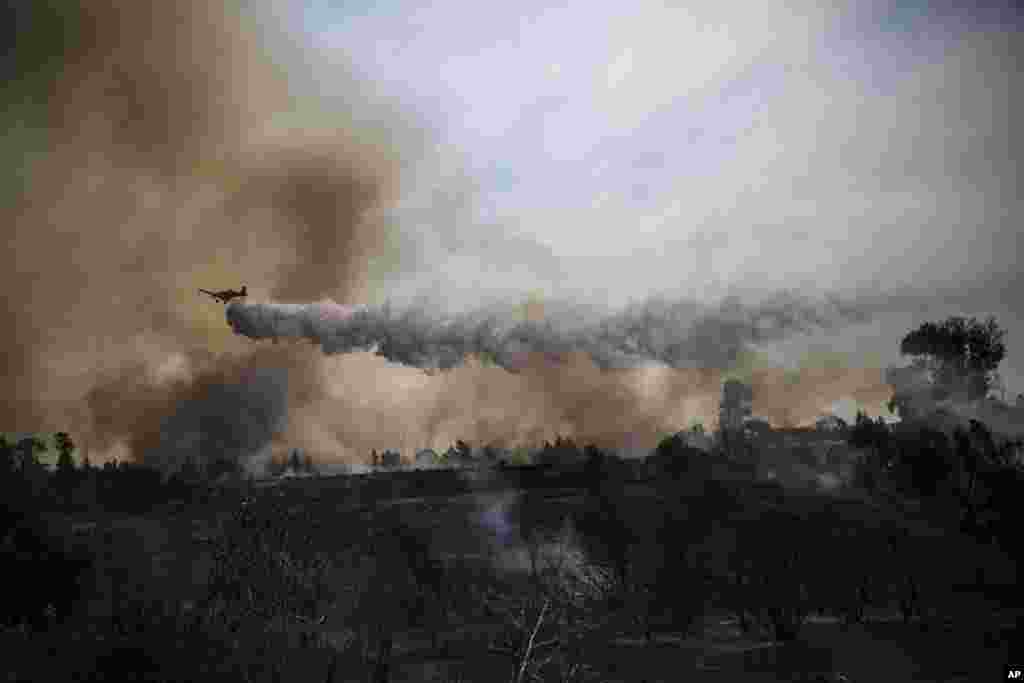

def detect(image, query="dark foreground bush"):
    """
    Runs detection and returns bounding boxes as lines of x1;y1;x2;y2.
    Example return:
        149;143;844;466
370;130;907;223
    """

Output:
1;608;248;683
1;504;94;628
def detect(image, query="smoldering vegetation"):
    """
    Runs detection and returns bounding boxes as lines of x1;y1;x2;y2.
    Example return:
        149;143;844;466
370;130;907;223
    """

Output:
3;412;1023;682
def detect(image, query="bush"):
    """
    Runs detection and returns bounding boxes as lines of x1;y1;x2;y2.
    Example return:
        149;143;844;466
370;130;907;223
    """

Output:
0;505;93;628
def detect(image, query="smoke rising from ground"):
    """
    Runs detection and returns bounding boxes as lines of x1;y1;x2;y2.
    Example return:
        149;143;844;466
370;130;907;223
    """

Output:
220;293;894;457
1;0;408;467
1;0;916;470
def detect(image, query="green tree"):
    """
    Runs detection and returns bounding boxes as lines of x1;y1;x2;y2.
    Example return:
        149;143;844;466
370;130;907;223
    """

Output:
53;432;77;505
54;432;76;475
897;315;1007;402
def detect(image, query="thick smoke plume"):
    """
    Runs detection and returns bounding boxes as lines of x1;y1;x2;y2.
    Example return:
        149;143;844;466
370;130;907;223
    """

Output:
226;292;872;374
1;0;405;469
221;293;892;457
1;0;901;470
886;365;1024;441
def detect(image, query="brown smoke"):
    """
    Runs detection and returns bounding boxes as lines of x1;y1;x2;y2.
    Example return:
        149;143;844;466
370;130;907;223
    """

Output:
304;352;720;459
748;367;893;429
295;348;890;463
2;0;900;469
2;0;399;462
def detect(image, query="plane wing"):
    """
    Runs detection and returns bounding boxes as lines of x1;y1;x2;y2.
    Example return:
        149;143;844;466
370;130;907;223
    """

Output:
198;287;246;303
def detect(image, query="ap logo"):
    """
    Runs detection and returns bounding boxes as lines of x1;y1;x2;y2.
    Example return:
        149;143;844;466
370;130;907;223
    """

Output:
1008;669;1022;679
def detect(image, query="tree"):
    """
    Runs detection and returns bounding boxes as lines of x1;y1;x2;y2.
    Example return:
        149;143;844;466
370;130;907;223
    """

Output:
649;433;708;480
897;315;1006;402
16;436;46;472
815;415;848;433
535;436;583;467
0;435;14;477
53;432;77;504
12;436;49;504
380;450;401;468
481;443;502;463
848;412;890;490
583;444;610;494
890;427;952;497
54;432;76;475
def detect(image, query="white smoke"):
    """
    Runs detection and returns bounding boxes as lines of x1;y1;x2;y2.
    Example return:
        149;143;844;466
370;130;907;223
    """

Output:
225;292;874;373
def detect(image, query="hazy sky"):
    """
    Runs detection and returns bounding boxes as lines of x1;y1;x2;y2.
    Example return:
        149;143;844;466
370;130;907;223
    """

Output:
300;0;1020;390
2;1;1019;464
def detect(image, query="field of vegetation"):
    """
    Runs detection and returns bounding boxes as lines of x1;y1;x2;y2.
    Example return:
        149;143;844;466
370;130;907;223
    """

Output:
3;429;1021;682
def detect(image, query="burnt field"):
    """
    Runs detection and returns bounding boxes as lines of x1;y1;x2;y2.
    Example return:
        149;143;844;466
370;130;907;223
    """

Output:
4;460;1021;682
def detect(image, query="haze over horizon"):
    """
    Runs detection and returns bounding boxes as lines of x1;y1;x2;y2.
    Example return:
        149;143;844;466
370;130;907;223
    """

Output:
2;1;1020;468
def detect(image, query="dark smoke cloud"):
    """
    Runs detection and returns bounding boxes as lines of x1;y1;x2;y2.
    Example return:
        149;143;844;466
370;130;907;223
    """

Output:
225;291;873;373
83;347;316;469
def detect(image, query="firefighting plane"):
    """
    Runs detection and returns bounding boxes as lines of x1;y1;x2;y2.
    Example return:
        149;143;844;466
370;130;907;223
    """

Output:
198;285;247;304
